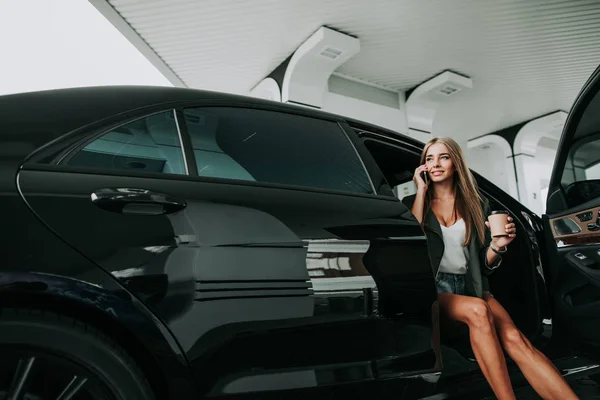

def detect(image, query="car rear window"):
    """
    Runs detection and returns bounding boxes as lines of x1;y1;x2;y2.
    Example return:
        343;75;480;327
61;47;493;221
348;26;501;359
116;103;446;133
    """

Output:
182;107;374;195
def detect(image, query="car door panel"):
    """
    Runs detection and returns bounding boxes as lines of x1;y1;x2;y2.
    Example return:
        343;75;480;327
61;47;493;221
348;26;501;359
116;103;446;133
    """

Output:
543;63;600;357
19;109;438;398
20;167;437;396
549;205;600;245
564;248;600;286
544;201;600;346
548;244;600;348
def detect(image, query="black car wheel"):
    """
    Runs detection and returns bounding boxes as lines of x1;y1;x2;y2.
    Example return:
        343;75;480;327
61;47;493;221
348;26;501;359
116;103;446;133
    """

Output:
0;308;154;400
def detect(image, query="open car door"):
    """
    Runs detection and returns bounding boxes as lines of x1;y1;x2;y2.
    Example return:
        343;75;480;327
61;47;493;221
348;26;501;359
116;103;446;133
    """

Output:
544;63;600;358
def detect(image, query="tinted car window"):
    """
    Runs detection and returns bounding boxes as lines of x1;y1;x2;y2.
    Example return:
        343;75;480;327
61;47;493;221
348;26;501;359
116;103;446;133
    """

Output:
182;107;373;194
66;111;186;175
560;89;600;207
561;135;600;207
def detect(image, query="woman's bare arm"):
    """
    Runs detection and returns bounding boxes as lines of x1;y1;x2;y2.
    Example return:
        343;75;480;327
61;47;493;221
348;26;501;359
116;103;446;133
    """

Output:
411;189;427;224
411;165;429;223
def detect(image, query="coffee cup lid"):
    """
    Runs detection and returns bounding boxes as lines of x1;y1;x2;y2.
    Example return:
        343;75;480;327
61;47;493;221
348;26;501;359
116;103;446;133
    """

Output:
490;210;509;215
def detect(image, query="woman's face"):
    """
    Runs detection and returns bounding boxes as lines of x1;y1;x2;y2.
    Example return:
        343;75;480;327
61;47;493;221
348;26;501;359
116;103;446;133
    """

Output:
424;143;455;183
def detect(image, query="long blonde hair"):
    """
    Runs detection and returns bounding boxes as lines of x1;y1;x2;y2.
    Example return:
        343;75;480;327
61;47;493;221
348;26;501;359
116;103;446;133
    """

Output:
421;137;485;246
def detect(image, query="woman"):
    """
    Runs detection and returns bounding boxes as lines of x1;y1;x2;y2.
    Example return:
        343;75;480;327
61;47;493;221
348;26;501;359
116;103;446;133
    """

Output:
402;137;576;400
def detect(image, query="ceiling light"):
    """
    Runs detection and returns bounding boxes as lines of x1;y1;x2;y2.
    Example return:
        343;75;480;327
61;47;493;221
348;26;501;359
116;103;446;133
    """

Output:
319;46;343;60
437;85;462;96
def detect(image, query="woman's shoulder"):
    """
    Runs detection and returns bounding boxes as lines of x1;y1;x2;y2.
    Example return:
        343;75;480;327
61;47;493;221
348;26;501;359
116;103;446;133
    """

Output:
479;193;492;215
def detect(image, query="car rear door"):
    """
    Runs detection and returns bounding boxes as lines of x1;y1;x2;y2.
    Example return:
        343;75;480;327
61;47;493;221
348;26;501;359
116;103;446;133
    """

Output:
543;63;600;358
18;101;438;398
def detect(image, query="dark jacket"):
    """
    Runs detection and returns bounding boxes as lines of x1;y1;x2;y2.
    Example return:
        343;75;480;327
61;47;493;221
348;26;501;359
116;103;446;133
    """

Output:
402;194;502;298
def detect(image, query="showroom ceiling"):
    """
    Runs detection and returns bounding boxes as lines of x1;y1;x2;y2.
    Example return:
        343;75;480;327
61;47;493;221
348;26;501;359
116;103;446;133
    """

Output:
92;0;600;137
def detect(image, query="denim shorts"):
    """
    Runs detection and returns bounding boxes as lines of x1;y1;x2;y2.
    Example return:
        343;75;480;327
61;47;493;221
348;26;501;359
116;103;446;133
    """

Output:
435;272;467;295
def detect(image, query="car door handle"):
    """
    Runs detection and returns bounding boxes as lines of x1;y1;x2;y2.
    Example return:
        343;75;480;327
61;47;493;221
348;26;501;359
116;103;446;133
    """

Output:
91;188;187;215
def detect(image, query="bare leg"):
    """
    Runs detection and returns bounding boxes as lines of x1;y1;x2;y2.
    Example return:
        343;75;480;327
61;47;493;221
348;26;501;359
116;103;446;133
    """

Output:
483;292;578;400
438;293;516;400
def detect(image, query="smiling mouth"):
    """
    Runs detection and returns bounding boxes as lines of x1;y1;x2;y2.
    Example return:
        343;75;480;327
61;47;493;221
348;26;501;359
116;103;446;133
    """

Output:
431;171;444;176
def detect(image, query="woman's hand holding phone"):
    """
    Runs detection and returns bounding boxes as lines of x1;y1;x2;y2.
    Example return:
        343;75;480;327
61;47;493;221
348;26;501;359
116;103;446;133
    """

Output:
413;164;429;192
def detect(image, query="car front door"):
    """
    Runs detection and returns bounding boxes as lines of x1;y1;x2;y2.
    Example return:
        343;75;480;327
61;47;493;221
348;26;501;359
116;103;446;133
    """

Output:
543;63;600;360
18;102;438;398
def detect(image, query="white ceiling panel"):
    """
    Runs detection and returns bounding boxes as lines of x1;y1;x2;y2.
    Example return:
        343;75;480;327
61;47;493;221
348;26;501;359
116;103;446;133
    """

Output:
97;0;600;137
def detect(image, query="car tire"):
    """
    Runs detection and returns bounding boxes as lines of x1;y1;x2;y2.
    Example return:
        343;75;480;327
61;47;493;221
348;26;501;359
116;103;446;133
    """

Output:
0;307;154;400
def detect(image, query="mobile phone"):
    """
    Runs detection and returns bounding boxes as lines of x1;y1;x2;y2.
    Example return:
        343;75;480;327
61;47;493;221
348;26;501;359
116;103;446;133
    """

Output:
422;170;428;185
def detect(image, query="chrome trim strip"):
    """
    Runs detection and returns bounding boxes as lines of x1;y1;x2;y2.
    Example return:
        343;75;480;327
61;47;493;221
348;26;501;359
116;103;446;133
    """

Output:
387;236;427;240
173;109;189;175
561;363;600;377
556;240;600;248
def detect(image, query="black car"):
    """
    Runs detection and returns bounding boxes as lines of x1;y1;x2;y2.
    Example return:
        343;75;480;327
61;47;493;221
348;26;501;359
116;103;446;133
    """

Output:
1;64;600;400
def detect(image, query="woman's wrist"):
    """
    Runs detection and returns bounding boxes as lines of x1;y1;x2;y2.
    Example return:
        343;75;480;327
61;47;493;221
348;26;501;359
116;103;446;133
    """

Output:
490;243;507;254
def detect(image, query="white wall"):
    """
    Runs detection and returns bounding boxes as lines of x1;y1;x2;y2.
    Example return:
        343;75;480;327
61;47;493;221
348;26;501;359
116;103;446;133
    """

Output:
513;137;558;215
467;144;513;195
250;74;409;136
586;162;600;179
0;0;173;96
466;135;519;201
468;142;557;216
511;113;565;215
322;92;407;134
514;155;546;215
323;75;408;134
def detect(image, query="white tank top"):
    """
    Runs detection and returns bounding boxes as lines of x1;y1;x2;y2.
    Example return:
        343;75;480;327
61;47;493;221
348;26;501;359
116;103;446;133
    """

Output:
438;218;470;275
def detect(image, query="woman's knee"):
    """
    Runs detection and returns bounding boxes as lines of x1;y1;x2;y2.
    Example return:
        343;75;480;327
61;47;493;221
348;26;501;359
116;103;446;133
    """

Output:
464;298;494;331
501;326;531;358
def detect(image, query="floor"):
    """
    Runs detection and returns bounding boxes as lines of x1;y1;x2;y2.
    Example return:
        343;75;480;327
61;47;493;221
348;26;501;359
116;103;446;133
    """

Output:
513;375;600;399
438;343;600;399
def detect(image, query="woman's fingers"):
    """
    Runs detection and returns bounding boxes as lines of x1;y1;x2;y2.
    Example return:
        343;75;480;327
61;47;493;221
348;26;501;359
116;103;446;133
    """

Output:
413;165;429;188
496;220;516;238
415;165;427;175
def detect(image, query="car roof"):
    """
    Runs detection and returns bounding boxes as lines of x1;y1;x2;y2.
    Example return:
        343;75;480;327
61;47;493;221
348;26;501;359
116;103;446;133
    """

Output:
0;85;422;158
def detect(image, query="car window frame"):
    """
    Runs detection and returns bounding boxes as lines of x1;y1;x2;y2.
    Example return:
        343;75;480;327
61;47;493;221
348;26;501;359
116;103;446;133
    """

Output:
565;131;600;179
57;109;191;176
177;105;378;196
555;131;600;209
547;64;600;213
21;103;404;202
355;129;424;195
